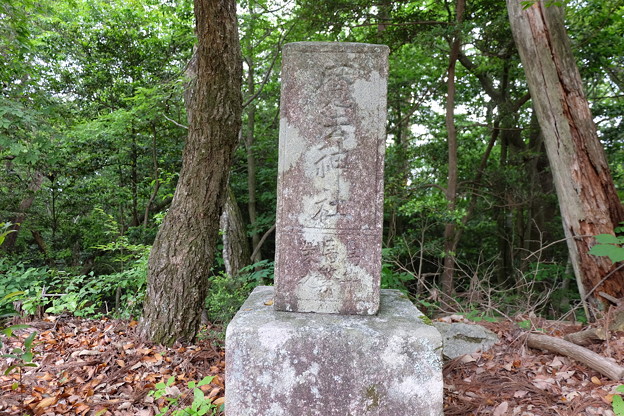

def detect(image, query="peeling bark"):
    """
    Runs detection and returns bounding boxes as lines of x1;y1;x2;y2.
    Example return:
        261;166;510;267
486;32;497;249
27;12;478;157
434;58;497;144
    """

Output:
507;0;624;304
220;187;251;277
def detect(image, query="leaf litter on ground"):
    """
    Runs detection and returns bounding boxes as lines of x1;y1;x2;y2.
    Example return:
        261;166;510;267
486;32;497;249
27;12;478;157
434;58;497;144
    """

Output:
1;317;225;415
1;315;623;415
443;316;623;415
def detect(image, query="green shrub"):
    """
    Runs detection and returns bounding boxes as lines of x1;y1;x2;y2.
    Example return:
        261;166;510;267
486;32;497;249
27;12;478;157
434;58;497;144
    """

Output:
0;222;16;247
205;260;273;326
148;375;220;416
0;248;148;320
0;260;52;317
381;262;414;293
1;324;38;390
44;251;148;319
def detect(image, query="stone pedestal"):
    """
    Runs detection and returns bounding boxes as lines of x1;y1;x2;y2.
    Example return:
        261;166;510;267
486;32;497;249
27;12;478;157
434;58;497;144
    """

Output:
225;286;443;416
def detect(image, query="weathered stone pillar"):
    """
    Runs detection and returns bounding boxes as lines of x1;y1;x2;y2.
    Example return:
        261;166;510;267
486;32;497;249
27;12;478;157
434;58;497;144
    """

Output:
226;42;443;416
274;42;388;315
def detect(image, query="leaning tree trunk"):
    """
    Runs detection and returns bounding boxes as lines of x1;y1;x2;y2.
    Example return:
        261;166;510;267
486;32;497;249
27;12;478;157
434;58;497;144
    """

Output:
139;0;242;345
507;0;624;304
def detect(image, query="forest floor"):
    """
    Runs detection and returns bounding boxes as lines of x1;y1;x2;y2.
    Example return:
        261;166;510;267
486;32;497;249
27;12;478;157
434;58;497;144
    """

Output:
1;314;622;415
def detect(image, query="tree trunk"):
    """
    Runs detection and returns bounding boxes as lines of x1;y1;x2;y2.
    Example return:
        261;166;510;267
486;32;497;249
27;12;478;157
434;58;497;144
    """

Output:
130;128;140;227
139;0;242;345
245;63;261;264
507;0;624;304
143;123;161;230
2;171;44;251
220;186;251;277
440;0;465;295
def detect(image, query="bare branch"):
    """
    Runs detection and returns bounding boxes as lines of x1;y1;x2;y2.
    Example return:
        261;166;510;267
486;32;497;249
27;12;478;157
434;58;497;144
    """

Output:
163;114;188;130
250;223;276;262
242;23;295;109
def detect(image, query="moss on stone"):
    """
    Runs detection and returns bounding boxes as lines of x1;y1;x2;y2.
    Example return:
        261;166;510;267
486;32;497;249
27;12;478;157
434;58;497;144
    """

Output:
365;385;381;410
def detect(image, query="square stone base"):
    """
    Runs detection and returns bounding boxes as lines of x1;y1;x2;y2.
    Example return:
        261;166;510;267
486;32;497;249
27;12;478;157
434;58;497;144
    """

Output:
225;286;443;415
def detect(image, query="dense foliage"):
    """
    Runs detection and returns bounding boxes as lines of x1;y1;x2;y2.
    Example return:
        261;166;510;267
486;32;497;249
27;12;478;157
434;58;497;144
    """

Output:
1;0;622;324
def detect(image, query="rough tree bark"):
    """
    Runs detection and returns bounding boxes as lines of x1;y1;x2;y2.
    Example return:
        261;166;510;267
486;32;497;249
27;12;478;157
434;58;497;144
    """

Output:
139;0;242;345
507;0;624;303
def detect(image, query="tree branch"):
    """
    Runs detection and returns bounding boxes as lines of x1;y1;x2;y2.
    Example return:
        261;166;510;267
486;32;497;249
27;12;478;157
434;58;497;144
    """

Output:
163;114;188;130
349;20;450;29
242;23;295;109
250;224;276;262
457;51;503;103
527;332;624;380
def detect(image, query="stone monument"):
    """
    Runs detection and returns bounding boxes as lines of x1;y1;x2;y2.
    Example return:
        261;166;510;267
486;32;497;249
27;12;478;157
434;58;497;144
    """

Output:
226;42;443;416
274;42;387;315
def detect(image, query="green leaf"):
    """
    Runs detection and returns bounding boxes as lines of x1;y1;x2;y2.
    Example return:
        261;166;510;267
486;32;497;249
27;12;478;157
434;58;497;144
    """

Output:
595;234;622;244
609;251;624;263
24;331;36;350
616;385;624;393
589;244;624;262
1;291;25;302
4;365;17;376
1;324;29;337
197;376;214;387
613;394;624;416
2;353;19;359
193;387;205;402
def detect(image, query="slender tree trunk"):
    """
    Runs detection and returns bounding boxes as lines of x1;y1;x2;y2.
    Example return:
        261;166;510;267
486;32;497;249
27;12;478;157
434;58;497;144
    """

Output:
139;0;242;345
440;0;465;295
31;230;48;259
2;171;44;251
130;129;140;227
220;186;251;277
143;123;160;229
50;177;58;242
245;63;261;264
507;0;624;304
